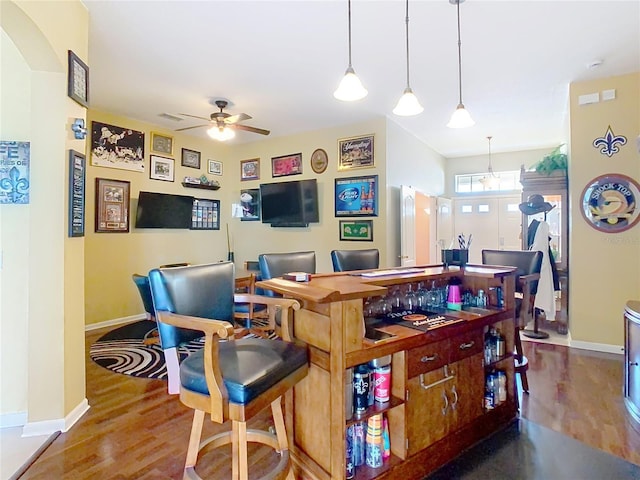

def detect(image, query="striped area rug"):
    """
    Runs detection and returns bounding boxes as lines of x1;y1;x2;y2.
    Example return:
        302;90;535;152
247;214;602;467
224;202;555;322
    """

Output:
89;319;270;380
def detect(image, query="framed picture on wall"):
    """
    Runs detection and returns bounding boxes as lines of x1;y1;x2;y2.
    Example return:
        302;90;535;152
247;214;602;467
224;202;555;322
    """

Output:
208;159;223;176
241;158;260;181
338;134;374;170
90;121;145;172
181;148;201;169
335;175;378;217
271;153;302;177
149;155;175;182
67;50;89;108
240;188;260;221
339;220;373;241
95;178;130;233
150;132;173;155
68;149;85;237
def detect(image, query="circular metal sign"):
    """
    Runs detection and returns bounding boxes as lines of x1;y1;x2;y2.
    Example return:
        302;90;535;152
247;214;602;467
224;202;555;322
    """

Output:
580;173;640;233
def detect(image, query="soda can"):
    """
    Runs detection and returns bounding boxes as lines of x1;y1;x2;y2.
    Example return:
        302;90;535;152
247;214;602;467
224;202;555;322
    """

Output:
374;365;391;403
346;426;355;479
353;364;370;413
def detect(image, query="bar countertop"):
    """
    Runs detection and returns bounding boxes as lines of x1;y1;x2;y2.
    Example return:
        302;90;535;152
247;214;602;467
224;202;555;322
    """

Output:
256;264;516;304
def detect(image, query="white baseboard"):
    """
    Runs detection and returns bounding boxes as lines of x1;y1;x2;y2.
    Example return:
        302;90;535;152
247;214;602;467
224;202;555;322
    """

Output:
570;340;624;355
85;313;146;332
21;398;90;437
0;412;27;428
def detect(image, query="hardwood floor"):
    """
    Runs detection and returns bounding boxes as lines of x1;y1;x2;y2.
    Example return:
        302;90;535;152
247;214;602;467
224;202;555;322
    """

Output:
16;328;640;479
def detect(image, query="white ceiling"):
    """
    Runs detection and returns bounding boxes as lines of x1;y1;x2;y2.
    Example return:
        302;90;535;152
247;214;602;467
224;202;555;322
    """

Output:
84;0;640;158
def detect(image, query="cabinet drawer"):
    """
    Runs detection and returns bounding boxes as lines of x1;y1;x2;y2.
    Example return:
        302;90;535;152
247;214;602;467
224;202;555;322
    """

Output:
407;338;450;378
449;330;483;363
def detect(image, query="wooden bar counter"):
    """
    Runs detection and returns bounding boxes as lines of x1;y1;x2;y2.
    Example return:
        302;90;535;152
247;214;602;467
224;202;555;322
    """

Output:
257;264;518;480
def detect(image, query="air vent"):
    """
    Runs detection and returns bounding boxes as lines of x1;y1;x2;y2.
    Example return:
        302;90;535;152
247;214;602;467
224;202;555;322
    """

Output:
158;113;183;122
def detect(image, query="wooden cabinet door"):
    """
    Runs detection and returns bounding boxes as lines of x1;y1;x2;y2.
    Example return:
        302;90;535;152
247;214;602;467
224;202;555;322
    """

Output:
448;353;485;430
406;368;451;455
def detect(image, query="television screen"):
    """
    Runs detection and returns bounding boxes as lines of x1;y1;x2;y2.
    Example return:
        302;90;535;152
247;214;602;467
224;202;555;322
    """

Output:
260;179;319;226
135;191;194;229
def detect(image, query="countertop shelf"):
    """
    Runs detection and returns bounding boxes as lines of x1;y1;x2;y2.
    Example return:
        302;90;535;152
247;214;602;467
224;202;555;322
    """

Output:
181;182;220;191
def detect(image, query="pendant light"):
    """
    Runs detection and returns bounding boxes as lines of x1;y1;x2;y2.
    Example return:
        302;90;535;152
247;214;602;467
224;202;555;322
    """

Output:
393;0;423;116
447;0;474;128
334;0;368;101
479;136;499;190
207;126;235;141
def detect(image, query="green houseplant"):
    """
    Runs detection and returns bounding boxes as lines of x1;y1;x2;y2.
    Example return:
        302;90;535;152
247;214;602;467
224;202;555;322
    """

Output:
532;144;568;175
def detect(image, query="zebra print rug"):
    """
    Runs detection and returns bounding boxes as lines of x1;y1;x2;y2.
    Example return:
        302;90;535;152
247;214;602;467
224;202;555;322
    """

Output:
89;319;270;380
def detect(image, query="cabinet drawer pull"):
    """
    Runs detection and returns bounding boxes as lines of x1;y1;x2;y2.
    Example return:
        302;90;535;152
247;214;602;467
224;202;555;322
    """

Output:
421;354;438;363
420;365;455;391
459;341;475;350
441;390;449;416
630;362;639;366
450;386;459;411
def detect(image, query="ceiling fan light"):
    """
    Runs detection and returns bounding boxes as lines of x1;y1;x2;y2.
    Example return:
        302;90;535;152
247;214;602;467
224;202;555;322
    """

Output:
447;104;475;128
334;66;368;101
207;126;235;141
393;87;424;116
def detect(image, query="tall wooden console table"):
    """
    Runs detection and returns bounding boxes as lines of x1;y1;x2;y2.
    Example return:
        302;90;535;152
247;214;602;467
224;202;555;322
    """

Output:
257;264;518;480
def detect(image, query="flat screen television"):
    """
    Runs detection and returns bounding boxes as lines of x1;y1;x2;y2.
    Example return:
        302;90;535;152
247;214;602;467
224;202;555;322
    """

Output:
260;179;319;227
135;191;194;229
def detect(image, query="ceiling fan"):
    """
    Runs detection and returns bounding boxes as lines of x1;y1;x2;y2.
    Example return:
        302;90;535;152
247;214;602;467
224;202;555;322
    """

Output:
176;100;270;140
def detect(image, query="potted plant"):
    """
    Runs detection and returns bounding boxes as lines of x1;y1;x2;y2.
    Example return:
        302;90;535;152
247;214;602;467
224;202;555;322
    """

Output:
532;144;568;175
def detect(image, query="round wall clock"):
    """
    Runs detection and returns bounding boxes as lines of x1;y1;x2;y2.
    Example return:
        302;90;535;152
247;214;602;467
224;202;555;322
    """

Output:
580;173;640;233
310;148;329;174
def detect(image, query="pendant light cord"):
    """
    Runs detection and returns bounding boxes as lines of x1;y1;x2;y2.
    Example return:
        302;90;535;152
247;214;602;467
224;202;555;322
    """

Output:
455;0;463;104
347;0;353;68
404;0;410;87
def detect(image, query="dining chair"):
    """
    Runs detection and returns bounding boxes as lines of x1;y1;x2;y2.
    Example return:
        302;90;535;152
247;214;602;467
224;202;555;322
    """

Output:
258;251;316;297
482;249;543;396
331;248;380;272
132;273;155;321
148;262;308;479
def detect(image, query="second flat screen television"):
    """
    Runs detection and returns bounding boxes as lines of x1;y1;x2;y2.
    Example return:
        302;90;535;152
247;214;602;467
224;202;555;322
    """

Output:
260;179;319;227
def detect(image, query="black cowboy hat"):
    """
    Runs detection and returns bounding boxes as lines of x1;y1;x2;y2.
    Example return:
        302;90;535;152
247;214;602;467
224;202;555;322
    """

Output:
518;194;555;215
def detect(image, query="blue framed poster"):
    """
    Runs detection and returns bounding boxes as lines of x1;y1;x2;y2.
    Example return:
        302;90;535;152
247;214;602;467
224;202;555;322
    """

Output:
335;174;378;217
0;141;30;204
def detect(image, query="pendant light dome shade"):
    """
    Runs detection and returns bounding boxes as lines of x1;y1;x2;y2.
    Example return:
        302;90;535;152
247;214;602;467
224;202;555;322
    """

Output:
447;103;474;128
393;0;423;116
393;87;424;116
334;0;368;102
207;126;235;141
447;0;474;128
334;66;368;101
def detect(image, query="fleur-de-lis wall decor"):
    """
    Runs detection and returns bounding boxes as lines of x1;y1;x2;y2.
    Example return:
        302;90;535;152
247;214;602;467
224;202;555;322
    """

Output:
593;125;627;157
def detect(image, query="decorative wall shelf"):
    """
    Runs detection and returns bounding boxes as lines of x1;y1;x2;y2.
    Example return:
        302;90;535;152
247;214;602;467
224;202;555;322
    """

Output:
181;182;220;191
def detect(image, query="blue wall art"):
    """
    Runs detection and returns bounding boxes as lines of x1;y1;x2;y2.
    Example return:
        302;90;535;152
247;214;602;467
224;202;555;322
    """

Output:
593;125;627;157
0;141;30;204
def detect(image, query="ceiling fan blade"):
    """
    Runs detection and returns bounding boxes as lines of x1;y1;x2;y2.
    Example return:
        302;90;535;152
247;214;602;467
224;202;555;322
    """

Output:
232;124;270;136
224;113;252;125
175;124;209;132
178;113;211;122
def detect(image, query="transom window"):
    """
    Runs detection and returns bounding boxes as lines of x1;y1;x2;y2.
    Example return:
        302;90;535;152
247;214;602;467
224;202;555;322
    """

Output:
455;171;522;193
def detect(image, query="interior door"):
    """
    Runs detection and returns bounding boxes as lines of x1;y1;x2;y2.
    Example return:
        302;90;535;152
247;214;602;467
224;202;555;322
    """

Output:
415;191;431;264
400;185;416;266
436;197;453;263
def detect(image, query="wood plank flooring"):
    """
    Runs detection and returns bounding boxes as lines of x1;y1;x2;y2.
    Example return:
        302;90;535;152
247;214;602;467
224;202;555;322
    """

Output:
17;328;640;479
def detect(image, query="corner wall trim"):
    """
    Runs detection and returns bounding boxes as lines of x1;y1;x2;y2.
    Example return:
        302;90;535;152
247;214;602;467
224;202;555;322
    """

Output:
0;411;28;428
570;340;624;355
85;313;146;332
21;398;90;437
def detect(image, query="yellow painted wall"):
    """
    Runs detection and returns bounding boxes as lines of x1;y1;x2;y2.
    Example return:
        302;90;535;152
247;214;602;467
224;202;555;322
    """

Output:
85;110;232;325
1;0;88;426
83;114;392;324
569;72;640;346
